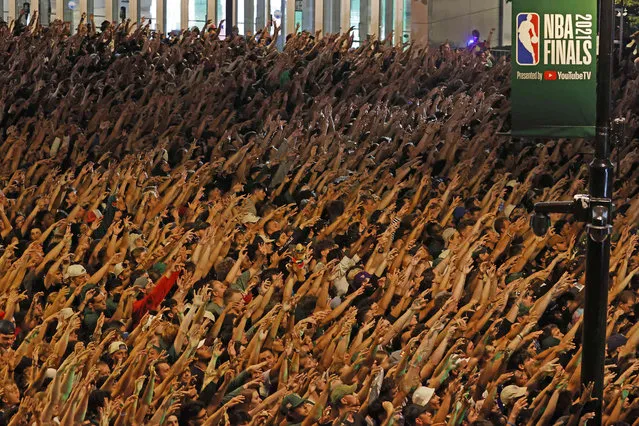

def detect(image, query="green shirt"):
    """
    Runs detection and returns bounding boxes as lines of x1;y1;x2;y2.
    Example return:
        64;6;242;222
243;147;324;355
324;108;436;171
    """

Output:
83;309;100;333
231;270;251;292
206;302;224;316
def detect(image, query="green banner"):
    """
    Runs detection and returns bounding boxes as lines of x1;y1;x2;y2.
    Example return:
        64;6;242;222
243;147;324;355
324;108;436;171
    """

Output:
511;0;598;137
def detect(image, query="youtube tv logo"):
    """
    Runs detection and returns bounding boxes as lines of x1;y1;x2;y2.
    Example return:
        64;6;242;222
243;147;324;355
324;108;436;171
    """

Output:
544;70;558;81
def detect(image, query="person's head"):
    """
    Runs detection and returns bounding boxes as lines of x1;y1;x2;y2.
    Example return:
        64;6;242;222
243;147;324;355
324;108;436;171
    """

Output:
330;384;359;412
509;350;533;384
549;324;564;339
273;230;288;247
412;386;435;407
87;290;107;312
180;368;193;386
1;381;20;405
215;257;235;282
131;247;148;264
0;320;16;350
159;160;171;173
404;403;435;426
250;183;267;202
108;341;128;364
240;388;262;409
264;219;280;235
96;361;110;379
65;264;88;286
227;410;251;425
87;389;111;415
280;393;313;423
223;288;243;306
164;414;179;426
210;280;226;300
155;361;171;381
29;227;42;241
161;298;179;320
618;290;636;311
500;385;528;407
259;349;276;370
65;189;78;206
520;289;535;309
179;400;207;426
112;196;127;216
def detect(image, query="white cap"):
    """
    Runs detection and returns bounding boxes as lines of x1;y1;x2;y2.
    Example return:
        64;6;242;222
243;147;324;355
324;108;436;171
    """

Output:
442;228;457;243
500;385;528;405
113;263;125;277
59;307;74;320
56;308;75;330
63;264;87;279
438;249;451;259
242;213;260;223
128;233;143;250
412;386;435;406
108;341;128;355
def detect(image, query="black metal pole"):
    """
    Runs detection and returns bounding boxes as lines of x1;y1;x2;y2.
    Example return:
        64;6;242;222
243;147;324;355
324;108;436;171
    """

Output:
226;0;233;38
581;0;615;423
498;0;504;47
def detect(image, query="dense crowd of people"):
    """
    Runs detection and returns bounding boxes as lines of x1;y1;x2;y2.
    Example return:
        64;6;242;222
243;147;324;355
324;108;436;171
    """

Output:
1;12;639;426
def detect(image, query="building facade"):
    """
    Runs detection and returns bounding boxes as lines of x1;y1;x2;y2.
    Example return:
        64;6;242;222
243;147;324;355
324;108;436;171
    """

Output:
1;0;511;48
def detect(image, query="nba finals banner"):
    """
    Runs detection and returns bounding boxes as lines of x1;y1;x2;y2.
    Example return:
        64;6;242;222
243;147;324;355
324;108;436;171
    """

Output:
511;0;598;137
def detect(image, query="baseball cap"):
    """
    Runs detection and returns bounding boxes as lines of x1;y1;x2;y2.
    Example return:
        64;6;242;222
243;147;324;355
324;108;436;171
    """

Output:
86;209;103;223
353;271;372;287
108;341;128;355
0;320;16;335
242;213;261;224
151;263;167;275
133;276;150;288
59;307;74;320
404;404;435;424
280;393;312;416
113;263;125;277
500;385;528;405
330;384;357;404
128;233;143;250
453;206;467;220
64;264;87;279
412;386;436;406
442;228;457;243
56;308;75;330
608;333;628;353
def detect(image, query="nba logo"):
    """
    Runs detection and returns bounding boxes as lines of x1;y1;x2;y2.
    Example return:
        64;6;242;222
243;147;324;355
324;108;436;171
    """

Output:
516;13;540;66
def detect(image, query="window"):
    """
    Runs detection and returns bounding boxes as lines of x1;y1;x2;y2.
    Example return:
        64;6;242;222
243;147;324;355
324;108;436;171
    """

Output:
93;0;106;25
349;0;359;45
166;0;180;31
140;0;153;26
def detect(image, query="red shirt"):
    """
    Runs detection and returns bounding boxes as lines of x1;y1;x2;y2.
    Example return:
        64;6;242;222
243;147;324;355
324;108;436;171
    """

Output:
132;271;180;324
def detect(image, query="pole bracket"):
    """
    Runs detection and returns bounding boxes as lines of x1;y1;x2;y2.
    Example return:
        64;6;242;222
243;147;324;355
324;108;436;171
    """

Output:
531;195;614;242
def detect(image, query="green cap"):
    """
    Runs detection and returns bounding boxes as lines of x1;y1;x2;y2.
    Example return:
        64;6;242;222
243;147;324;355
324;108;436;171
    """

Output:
330;384;357;404
280;393;311;415
151;262;167;274
505;272;524;284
